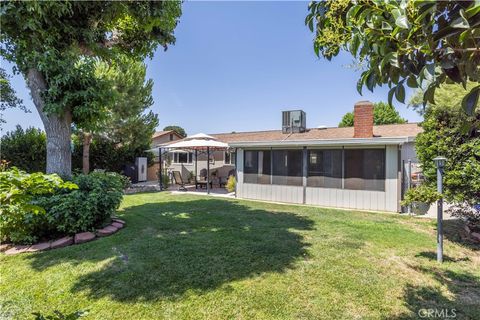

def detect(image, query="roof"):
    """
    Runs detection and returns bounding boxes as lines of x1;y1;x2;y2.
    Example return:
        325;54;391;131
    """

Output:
152;130;183;139
157;123;422;148
210;123;423;147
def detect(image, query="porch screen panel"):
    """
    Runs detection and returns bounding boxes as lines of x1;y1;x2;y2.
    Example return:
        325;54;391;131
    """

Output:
344;149;385;191
272;150;302;186
244;150;258;183
307;149;342;188
258;150;271;184
243;150;271;184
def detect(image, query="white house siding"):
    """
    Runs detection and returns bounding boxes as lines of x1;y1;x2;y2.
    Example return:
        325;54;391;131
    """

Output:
305;188;386;211
401;142;418;163
167;150;235;181
236;146;402;212
238;183;304;204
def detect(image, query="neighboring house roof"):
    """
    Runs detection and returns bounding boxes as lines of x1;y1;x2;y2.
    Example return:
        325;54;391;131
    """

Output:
152;130;183;139
210;123;423;147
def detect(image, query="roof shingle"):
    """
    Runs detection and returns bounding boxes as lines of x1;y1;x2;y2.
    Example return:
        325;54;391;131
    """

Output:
209;123;422;143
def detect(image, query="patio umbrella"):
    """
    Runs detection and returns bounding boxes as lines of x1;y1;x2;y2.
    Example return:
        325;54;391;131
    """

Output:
164;133;229;194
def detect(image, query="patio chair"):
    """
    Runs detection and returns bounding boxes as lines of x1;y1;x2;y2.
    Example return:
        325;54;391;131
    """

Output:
172;171;188;191
196;168;212;189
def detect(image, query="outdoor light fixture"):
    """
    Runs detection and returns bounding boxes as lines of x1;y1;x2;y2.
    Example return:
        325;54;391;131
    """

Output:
433;156;447;263
433;156;447;169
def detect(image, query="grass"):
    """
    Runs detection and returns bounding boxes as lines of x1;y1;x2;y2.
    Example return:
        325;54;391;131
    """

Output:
1;192;479;319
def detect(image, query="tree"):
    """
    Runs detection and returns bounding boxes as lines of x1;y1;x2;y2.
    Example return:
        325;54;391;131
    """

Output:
0;1;182;177
0;125;46;172
339;102;406;127
163;125;186;138
306;1;480;114
0;67;27;124
410;83;479;205
79;58;158;174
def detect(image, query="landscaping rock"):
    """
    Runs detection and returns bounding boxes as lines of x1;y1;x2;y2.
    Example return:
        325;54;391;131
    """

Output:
5;245;30;255
96;226;118;237
0;243;12;252
471;232;480;242
111;222;124;229
74;232;96;244
112;218;125;225
26;242;51;252
51;236;74;249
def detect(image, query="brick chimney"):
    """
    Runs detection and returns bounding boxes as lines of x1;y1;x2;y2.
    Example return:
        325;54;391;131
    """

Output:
353;101;374;138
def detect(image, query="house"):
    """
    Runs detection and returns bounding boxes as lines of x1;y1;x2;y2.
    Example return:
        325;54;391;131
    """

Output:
146;130;184;180
149;101;422;212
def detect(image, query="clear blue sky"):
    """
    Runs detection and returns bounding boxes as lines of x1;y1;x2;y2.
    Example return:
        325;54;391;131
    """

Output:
1;1;421;136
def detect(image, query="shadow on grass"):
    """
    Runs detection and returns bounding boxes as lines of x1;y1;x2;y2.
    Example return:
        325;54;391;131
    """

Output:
392;265;480;319
26;198;313;302
415;251;470;263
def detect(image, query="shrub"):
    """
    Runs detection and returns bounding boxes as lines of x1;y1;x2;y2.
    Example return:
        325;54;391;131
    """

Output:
401;184;440;207
0;168;124;244
226;175;236;193
39;172;124;235
0;125;46;173
0;168;77;244
157;169;170;189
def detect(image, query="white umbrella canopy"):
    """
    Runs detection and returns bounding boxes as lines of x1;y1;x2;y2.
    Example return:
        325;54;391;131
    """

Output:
165;139;228;150
184;133;217;141
163;133;230;194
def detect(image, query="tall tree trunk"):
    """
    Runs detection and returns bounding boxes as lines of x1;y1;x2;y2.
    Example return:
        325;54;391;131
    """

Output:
27;68;72;178
82;132;92;174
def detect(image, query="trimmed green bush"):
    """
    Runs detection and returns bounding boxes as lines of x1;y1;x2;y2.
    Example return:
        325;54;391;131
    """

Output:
0;167;77;244
38;172;124;235
401;184;440;207
0;168;125;244
226;175;236;193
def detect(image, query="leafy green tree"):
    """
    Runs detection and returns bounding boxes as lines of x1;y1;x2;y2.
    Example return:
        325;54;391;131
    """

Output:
163;125;186;138
78;58;158;173
0;1;182;177
0;125;46;172
0;67;27;124
306;1;480;113
410;83;479;205
339;102;406;127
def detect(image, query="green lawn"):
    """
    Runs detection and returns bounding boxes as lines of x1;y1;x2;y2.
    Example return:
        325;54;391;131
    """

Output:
1;193;479;319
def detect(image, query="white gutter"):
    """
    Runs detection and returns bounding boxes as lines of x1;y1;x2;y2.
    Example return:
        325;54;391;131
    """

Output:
228;136;416;148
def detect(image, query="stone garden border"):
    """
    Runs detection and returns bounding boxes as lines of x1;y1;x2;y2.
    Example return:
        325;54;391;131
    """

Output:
0;218;126;255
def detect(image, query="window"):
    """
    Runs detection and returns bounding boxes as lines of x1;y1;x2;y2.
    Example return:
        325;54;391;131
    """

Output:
172;152;193;164
307;149;342;188
272;150;302;186
169;133;174;141
225;151;236;165
243;150;271;184
344;149;385;191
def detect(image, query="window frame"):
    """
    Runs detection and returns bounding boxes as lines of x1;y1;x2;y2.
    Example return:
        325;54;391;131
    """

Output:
224;151;236;165
172;151;194;165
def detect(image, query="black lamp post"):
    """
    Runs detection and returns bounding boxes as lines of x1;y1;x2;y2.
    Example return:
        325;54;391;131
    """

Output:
433;156;446;263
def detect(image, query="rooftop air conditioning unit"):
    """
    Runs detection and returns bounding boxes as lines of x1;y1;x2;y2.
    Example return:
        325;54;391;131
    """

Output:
282;110;306;134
